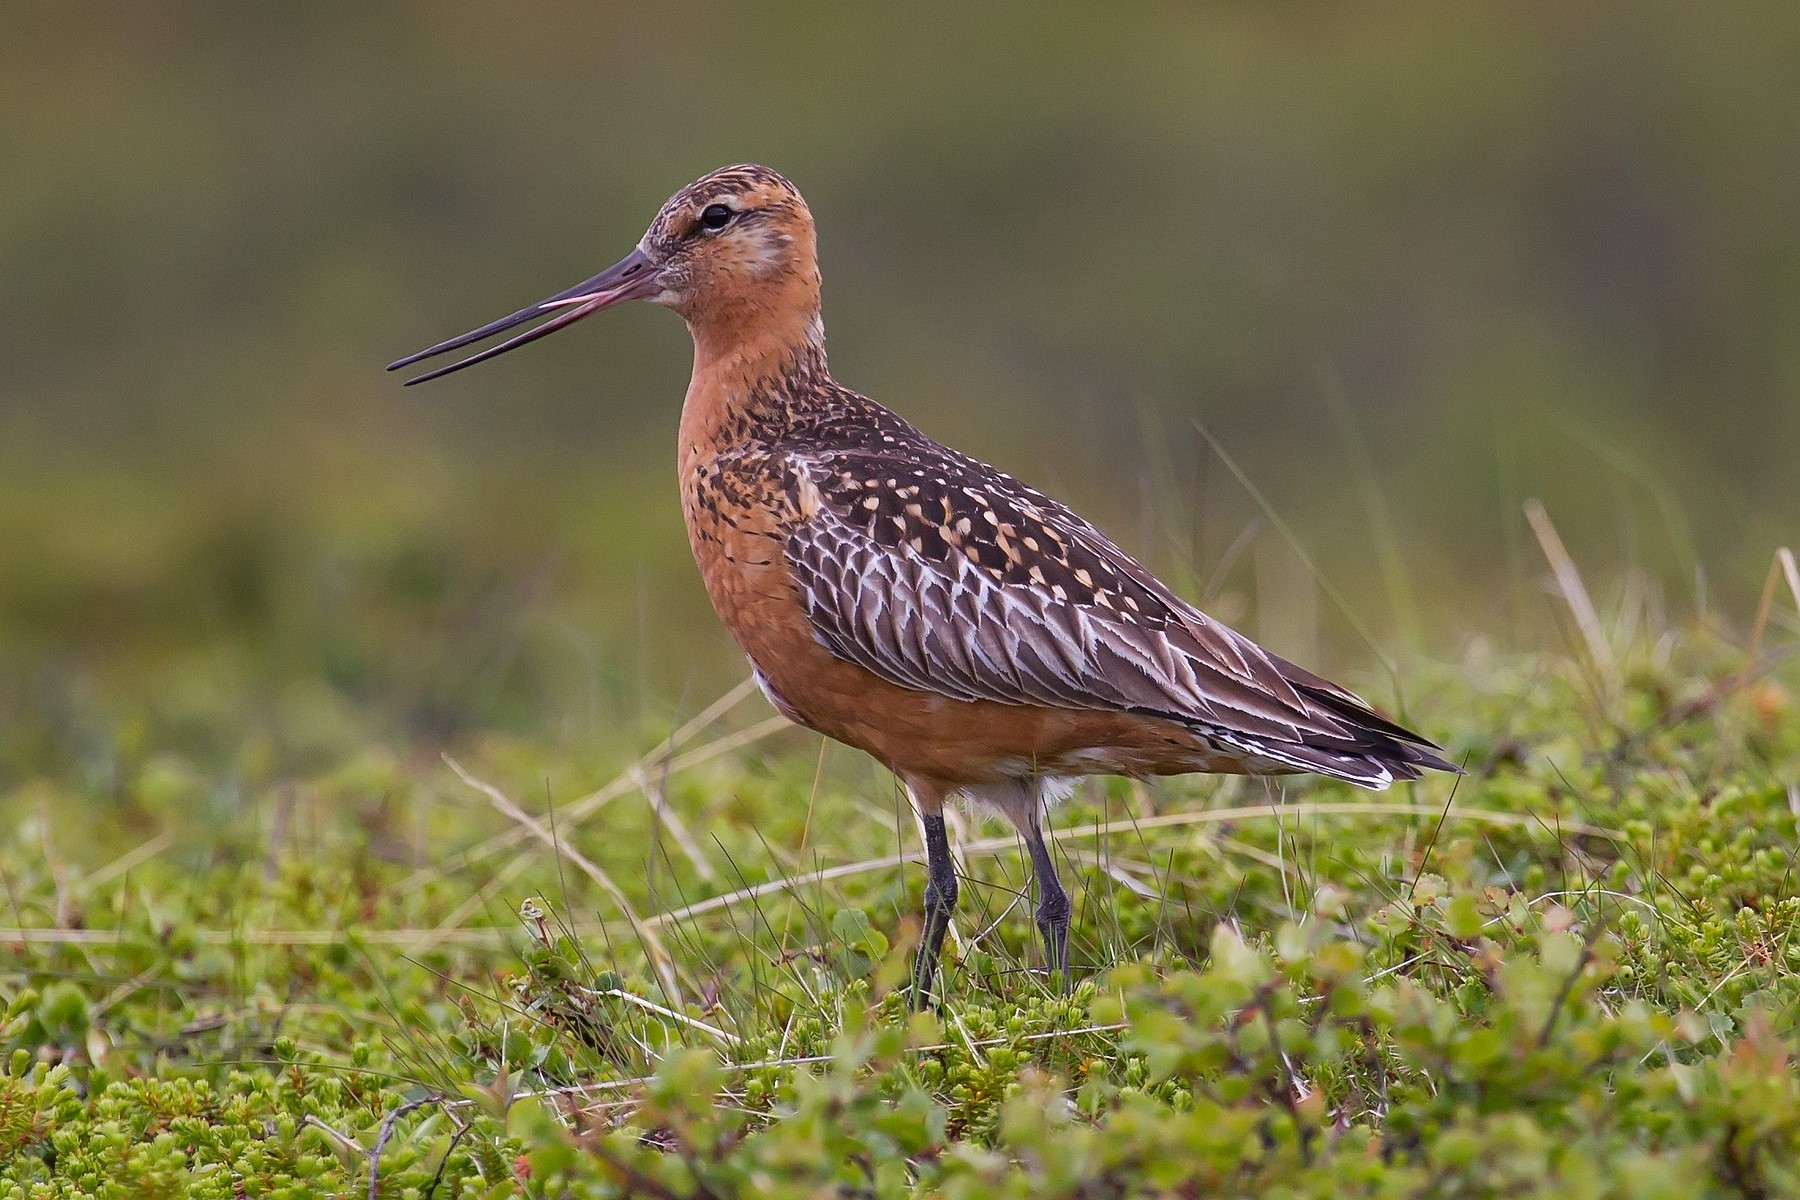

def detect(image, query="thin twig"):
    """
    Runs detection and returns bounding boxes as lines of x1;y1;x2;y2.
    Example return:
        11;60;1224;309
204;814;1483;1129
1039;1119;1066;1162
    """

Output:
369;1096;442;1200
420;1114;471;1200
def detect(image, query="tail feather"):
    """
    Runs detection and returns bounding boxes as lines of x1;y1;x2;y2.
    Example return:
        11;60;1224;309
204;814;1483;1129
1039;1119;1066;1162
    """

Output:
1231;659;1461;790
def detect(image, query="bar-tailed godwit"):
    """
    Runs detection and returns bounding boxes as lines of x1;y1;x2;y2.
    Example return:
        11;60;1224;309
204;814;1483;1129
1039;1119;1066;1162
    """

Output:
391;164;1455;1005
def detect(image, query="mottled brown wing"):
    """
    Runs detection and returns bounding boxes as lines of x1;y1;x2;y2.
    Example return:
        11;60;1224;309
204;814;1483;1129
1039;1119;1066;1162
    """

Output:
782;447;1443;786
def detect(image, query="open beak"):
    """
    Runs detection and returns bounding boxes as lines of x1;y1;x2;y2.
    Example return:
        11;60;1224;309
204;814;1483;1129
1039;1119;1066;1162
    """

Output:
387;247;661;385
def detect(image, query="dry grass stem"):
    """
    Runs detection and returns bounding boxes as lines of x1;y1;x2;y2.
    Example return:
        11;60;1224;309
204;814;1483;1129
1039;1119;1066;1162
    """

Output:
443;754;685;1005
629;765;720;885
78;831;175;896
0;799;1616;950
588;987;742;1046
406;682;778;890
1524;499;1617;685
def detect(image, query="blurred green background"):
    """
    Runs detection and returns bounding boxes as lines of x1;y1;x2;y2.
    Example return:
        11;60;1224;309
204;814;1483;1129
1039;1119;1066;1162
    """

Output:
3;4;1796;788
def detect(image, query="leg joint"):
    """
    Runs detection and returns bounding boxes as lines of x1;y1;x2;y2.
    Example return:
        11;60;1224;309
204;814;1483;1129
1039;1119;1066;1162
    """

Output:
921;813;958;905
925;870;959;912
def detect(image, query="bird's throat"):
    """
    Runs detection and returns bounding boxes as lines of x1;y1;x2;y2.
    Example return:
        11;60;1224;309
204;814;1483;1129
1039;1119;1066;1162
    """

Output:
680;305;830;457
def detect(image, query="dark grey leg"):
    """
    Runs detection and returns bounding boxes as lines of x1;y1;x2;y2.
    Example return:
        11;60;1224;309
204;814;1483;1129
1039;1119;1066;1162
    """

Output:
1024;819;1070;985
910;813;959;1009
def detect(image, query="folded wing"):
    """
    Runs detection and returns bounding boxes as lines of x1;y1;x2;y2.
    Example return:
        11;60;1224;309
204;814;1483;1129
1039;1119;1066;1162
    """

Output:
782;445;1452;788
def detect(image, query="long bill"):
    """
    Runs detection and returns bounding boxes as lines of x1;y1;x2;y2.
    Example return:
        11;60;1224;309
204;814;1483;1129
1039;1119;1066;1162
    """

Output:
387;247;661;385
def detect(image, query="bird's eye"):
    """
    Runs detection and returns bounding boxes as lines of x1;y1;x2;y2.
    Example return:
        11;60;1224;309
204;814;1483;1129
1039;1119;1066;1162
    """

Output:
698;204;734;232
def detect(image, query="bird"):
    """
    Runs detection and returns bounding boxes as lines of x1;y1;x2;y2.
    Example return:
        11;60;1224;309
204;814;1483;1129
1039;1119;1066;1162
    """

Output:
390;164;1456;1006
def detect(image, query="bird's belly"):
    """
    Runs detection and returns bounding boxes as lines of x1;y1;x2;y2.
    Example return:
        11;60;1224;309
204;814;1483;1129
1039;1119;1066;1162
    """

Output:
741;616;1246;784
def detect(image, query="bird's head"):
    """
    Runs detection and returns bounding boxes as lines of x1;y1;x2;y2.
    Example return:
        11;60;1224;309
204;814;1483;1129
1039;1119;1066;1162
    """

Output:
643;164;820;330
390;164;820;384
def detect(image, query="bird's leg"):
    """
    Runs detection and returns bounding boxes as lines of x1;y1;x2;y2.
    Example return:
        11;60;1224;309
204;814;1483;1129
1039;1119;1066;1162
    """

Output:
910;810;959;1010
1023;815;1071;987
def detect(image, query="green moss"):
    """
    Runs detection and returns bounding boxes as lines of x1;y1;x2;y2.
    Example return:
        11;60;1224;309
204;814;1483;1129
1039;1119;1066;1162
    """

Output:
3;625;1799;1195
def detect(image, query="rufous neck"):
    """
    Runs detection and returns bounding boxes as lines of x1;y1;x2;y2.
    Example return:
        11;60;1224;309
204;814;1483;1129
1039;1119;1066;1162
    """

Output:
687;307;826;389
678;306;831;466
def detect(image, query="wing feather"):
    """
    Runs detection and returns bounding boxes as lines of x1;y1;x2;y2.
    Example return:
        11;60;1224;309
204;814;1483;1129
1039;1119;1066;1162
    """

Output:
780;446;1450;785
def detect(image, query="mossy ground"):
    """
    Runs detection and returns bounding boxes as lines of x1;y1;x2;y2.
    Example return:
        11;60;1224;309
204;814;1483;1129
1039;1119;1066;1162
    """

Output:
4;612;1799;1196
